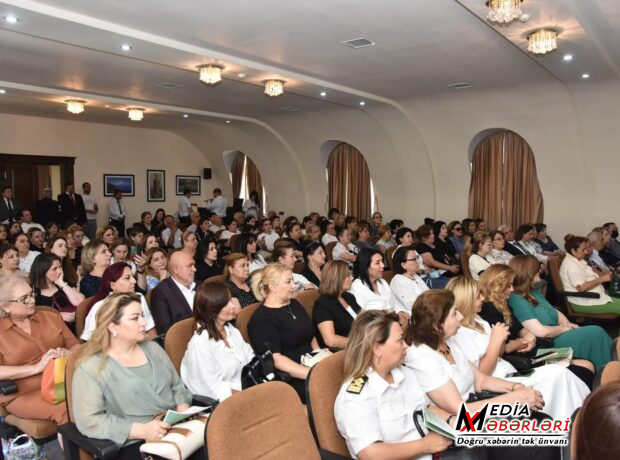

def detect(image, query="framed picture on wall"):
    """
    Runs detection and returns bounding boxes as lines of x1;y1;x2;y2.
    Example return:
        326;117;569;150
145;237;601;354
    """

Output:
147;170;165;202
176;175;201;196
103;174;135;197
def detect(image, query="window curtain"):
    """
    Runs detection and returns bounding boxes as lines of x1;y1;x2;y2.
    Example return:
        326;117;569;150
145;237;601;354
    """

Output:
468;133;503;229
230;152;245;199
327;144;348;214
327;142;371;220
245;156;263;208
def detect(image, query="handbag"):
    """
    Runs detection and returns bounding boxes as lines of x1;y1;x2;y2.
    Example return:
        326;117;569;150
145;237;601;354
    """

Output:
300;348;332;367
609;267;620;297
241;348;280;389
41;357;67;404
140;415;207;460
5;434;43;460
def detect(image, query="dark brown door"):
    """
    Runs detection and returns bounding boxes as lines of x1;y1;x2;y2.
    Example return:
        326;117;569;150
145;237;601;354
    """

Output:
5;163;38;213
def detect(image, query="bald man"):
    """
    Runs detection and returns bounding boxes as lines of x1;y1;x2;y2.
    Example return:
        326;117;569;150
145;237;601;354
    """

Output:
150;251;197;334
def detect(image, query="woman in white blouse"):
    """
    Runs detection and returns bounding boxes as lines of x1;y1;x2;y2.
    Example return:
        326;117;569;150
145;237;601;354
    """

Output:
446;277;589;420
467;233;492;281
349;248;392;311
181;282;251;401
331;226;358;268
486;230;512;265
389;246;428;319
273;240;316;293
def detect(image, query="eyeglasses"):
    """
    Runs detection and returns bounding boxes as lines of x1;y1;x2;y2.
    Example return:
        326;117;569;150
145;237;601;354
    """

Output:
6;291;35;303
454;227;462;231
404;258;418;262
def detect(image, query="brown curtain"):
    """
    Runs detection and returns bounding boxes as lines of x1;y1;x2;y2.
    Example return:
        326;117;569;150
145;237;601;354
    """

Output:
245;156;263;208
327;144;348;213
502;132;544;228
468;133;503;229
230;153;245;199
327;143;371;220
37;165;51;197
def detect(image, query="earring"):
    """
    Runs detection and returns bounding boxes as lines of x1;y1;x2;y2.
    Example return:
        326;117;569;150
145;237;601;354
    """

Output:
111;330;118;338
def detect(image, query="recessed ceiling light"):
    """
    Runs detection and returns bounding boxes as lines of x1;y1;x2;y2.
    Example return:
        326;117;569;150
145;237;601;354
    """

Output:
120;44;132;51
518;13;530;23
320;91;327;97
582;73;590;79
341;38;375;49
563;54;573;61
237;73;246;78
104;104;111;108
0;89;6;94
3;15;18;24
359;101;366;106
183;114;189;118
225;120;231;124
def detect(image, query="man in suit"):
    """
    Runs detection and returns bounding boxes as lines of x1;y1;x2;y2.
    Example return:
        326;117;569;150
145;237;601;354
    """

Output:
58;182;86;228
150;251;196;334
0;186;22;225
35;188;60;228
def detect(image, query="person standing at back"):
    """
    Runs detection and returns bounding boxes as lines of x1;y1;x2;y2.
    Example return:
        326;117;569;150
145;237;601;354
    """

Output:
107;189;126;237
82;182;99;239
35;188;60;228
205;188;228;217
0;186;21;226
58;183;86;228
178;188;192;226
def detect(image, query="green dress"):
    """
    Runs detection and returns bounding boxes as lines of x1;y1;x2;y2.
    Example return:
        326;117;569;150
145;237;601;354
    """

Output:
509;290;612;372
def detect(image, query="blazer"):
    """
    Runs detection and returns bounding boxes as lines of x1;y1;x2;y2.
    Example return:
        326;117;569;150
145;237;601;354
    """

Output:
150;277;193;334
35;197;60;227
58;192;87;226
504;241;528;256
0;197;21;223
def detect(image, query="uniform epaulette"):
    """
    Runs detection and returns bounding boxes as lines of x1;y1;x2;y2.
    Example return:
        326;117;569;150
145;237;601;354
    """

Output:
346;375;368;394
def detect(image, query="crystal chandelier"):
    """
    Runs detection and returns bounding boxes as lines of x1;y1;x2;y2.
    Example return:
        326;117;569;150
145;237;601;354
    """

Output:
264;79;285;97
487;0;523;24
198;64;224;85
527;29;558;55
127;107;145;121
65;99;85;114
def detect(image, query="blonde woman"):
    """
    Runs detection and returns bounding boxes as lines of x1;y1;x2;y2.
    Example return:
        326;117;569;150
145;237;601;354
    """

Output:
248;263;319;402
95;225;116;247
72;293;193;445
181;230;199;259
446;277;589;420
467;232;492;281
79;239;112;297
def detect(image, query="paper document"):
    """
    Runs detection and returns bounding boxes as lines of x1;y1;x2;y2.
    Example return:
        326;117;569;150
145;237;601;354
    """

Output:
162;406;209;425
423;407;457;440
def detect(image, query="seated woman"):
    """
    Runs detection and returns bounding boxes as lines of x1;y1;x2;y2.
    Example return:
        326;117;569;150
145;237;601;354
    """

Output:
111;238;136;273
151;208;166;236
515;224;548;264
446;277;589;420
510;254;613;372
223;253;257;308
282;221;304;258
46;234;80;287
389;245;428;318
433;221;457;265
353;222;377;252
335;310;452;460
45;221;59;241
12;233;38;273
0;244;20;275
405;290;557;460
144;247;168;293
195;217;213;243
195;240;223;284
313;260;361;349
73;293;192;446
28;227;45;253
467;232;492;281
96;225;116;247
320;220;338;247
220;218;240;242
273;240;317;292
416;225;459;286
486;230;512;265
81;263;156;341
181;230;199;260
136;211;155;236
142;233;161;252
242;190;260;220
447;220;465;255
248;263;319;402
0;224;7;244
349;248;392;311
332;226;358;268
181;282;251;401
559;235;620;315
300;241;325;287
236;233;266;273
30;253;84;329
374;225;393;255
302;223;322;248
534;223;561;256
79;239;112;297
0;274;79;428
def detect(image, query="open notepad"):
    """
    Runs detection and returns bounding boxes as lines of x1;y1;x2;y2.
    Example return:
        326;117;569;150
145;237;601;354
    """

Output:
533;347;573;367
423;407;457;440
162;406;209;425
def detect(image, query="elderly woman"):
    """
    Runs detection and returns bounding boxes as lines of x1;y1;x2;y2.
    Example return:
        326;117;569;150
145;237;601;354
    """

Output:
144;247;168;293
181;282;252;401
559;236;620;315
349;248;392;311
72;293;192;445
332;226;358;268
0;274;79;427
486;230;512;265
223;253;257;308
467;232;492;281
353;222;377;252
389;245;429;317
515;224;548;264
0;244;20;275
79;239;112;297
12;233;38;273
313;260;361;349
249;263;320;402
335;310;452;459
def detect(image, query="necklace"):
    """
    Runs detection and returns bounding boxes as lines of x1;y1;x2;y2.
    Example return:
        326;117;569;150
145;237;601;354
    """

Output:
282;305;297;320
438;344;451;357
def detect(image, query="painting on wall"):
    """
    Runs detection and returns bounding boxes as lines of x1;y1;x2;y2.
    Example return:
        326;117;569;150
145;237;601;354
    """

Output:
176;175;201;196
147;170;165;202
103;174;135;197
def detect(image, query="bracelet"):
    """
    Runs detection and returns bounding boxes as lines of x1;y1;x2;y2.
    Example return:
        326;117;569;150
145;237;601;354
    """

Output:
446;415;454;426
137;269;145;274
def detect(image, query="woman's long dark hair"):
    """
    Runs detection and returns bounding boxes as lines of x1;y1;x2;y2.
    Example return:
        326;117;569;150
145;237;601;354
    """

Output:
353;247;382;288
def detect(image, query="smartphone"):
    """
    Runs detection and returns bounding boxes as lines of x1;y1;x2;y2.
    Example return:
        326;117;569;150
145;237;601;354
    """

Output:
136;245;143;256
506;369;535;378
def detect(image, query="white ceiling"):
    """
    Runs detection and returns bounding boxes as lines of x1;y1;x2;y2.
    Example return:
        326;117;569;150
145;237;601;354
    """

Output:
0;0;618;126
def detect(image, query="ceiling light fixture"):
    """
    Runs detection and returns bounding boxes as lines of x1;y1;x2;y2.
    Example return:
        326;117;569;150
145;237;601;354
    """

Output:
183;114;189;118
226;120;231;124
120;44;132;51
563;54;573;61
65;99;86;114
486;0;523;24
198;64;224;85
359;101;366;106
0;89;6;94
582;73;590;79
320;91;327;97
237;73;246;78
527;29;558;55
3;15;18;24
127;107;145;121
264;79;285;97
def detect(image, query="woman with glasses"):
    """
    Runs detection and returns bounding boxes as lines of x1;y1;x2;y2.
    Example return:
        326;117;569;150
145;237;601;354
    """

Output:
0;274;79;428
467;232;492;281
447;221;465;255
389;246;428;319
486;230;512;265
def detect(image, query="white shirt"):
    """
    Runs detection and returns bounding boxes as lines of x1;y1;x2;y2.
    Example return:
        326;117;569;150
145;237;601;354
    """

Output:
82;194;98;220
220;229;240;241
209;224;225;234
332;242;358;267
257;231;280;252
81;293;155;341
19;251;39;273
178;196;191;218
468;254;492;281
389;274;429;314
322;233;338;246
206;196;228;217
486;249;512;266
181;324;254;401
242;199;259;219
560;253;612;305
349;278;392;311
21;222;44;234
107;198;126;221
172;277;196;309
334;367;430;460
249;256;267;273
161;228;183;249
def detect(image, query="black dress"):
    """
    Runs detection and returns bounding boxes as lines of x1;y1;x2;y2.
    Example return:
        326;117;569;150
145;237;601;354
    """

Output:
300;265;321;287
312;293;361;348
35;288;77;333
479;301;523;340
224;278;257;308
80;274;101;298
248;300;314;402
195;260;223;284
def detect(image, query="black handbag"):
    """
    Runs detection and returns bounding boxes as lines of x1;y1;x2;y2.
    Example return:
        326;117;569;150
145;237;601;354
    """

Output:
241;347;281;389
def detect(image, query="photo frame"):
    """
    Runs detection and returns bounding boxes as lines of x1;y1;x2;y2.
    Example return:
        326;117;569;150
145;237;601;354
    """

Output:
176;175;201;196
103;174;135;197
147;170;165;202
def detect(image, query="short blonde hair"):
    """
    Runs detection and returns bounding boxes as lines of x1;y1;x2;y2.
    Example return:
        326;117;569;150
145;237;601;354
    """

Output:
81;239;107;274
250;263;291;301
96;225;116;241
0;273;30;317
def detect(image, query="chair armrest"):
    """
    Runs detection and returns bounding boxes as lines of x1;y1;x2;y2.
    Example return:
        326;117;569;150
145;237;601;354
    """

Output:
58;423;120;460
558;291;600;299
319;448;353;460
191;394;219;411
0;380;17;396
275;370;292;383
